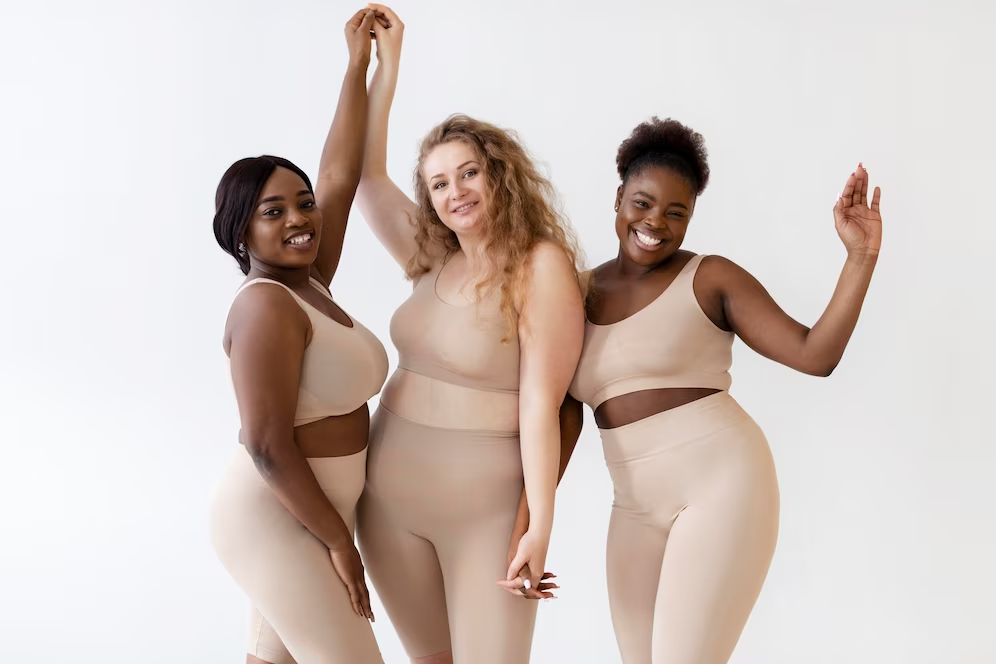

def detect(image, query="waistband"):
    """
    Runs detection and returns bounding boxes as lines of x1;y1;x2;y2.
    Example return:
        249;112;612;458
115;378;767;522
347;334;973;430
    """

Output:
599;392;757;462
380;368;519;433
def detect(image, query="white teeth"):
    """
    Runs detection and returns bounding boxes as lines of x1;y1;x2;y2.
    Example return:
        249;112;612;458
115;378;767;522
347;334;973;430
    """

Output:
454;202;476;213
288;233;312;245
635;230;662;247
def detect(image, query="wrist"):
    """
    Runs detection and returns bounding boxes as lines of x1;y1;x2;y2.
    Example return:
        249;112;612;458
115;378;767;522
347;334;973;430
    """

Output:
845;249;879;267
346;57;370;72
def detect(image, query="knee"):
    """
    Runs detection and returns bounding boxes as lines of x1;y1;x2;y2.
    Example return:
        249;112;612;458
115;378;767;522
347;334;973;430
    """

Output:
412;650;453;664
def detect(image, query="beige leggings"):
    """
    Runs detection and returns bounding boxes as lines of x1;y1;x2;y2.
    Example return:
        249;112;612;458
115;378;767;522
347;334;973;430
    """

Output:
601;392;780;664
208;447;384;664
356;405;538;663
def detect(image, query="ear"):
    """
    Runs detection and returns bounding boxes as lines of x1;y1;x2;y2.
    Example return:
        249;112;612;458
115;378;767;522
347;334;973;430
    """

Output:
614;184;624;212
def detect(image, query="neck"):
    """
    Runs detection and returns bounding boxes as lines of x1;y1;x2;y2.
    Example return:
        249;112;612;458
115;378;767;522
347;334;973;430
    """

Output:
453;231;488;275
612;247;676;279
246;261;312;289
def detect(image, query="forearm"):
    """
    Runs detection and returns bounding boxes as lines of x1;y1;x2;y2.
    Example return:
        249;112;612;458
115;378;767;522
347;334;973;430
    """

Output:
518;401;561;535
804;252;878;374
361;63;399;178
513;394;583;529
248;439;353;550
318;63;369;186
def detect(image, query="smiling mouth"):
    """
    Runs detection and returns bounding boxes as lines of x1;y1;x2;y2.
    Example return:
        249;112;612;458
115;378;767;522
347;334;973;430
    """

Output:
634;229;663;248
452;202;478;214
285;232;314;246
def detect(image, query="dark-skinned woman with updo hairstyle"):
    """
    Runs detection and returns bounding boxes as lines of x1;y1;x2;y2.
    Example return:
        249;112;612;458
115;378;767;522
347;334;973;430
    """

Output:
562;117;882;664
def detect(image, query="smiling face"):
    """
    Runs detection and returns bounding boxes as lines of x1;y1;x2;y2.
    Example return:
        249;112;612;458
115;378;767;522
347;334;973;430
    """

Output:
614;166;696;268
243;166;322;270
423;140;489;236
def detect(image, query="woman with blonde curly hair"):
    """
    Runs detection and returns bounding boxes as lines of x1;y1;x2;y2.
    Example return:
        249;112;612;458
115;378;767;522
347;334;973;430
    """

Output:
351;5;585;664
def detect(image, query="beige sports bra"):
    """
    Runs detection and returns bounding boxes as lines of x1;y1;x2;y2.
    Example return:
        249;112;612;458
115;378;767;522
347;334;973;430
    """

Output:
568;254;733;410
233;277;389;425
390;258;520;394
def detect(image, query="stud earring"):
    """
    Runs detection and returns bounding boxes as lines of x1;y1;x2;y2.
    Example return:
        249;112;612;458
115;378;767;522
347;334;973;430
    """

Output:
238;242;247;256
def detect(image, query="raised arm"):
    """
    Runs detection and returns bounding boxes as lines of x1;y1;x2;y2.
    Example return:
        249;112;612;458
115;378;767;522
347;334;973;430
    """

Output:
355;4;420;268
699;164;882;376
506;242;585;592
226;285;374;620
311;9;377;287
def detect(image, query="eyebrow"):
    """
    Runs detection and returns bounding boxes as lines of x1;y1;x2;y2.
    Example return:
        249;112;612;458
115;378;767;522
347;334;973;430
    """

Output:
429;161;480;182
258;190;313;205
633;191;689;210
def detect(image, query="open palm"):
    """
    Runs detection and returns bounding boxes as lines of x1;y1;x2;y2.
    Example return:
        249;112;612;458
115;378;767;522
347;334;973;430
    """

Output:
833;164;882;257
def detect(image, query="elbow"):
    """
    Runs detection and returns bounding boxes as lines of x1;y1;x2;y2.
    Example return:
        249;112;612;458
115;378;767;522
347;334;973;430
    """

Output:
242;434;287;476
803;359;838;378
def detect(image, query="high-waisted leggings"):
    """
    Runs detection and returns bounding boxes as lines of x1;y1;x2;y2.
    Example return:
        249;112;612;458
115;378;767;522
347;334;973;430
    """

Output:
601;392;780;664
208;446;384;664
356;405;538;663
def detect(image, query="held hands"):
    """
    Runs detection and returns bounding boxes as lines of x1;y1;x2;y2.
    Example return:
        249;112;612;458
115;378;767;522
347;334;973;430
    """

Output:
329;543;376;622
366;4;404;68
498;527;560;600
344;8;377;67
834;163;882;258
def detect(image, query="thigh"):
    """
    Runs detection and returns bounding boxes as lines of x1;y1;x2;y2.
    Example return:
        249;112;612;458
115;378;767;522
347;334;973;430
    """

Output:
606;506;669;664
437;518;538;664
210;453;383;664
651;485;779;664
246;606;296;664
357;490;451;659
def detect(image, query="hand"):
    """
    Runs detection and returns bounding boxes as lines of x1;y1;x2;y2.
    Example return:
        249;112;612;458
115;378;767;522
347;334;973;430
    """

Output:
500;528;556;599
329;544;375;621
833;163;882;258
366;4;404;68
345;8;377;67
497;567;560;600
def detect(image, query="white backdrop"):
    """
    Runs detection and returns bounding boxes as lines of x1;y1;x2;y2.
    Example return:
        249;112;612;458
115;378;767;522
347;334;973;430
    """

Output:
2;1;994;662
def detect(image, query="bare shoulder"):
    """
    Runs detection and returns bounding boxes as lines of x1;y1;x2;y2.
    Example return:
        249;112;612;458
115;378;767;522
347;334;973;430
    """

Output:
697;254;755;287
224;282;311;349
524;240;578;280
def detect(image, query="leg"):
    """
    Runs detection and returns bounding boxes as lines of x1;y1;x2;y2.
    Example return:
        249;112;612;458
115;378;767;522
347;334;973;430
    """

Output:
437;517;538;664
357;490;451;661
650;471;779;663
245;606;296;664
605;505;670;664
209;451;383;664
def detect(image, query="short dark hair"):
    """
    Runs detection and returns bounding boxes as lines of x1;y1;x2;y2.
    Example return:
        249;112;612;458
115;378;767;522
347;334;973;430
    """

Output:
616;117;710;196
213;155;314;274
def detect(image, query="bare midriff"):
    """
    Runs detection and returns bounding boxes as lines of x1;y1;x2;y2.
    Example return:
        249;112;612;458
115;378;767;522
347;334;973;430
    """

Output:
594;387;721;430
239;405;371;458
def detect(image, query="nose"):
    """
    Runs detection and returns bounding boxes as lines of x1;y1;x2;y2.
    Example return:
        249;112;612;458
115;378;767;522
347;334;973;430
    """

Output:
285;206;308;227
450;179;468;200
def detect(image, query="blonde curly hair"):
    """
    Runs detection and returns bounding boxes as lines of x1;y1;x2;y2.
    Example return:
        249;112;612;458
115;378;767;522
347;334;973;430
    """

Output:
407;114;585;338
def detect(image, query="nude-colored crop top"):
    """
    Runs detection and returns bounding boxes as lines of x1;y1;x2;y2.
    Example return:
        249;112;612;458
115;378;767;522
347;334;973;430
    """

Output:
568;254;733;409
390;259;520;393
233;277;390;425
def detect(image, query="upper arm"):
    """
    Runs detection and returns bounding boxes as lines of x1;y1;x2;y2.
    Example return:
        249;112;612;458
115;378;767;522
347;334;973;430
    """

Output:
227;286;311;454
517;243;585;409
698;255;815;372
311;180;360;287
355;174;420;269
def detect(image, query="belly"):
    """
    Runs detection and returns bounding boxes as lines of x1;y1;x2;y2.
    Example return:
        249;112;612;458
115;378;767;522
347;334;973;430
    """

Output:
594;387;721;429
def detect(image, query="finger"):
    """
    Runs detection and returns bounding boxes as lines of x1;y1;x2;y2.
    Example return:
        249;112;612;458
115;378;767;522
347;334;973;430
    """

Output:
870;186;881;213
859;164;869;206
358;580;375;622
537;582;560;591
506;554;528;581
346;582;363;617
373;13;391;29
367;3;402;26
540;572;556;580
359;9;377;33
840;171;857;208
346;7;367;29
497;577;525;590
